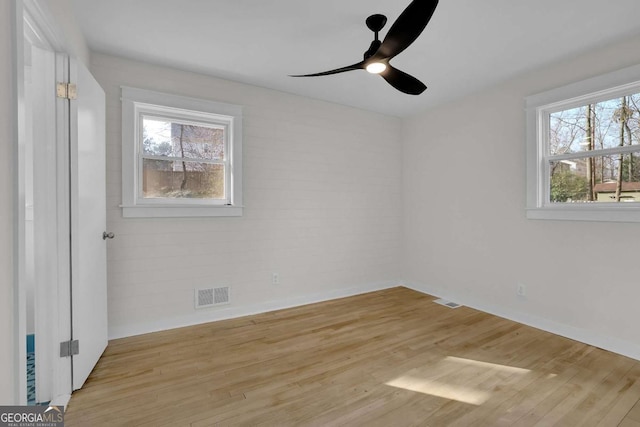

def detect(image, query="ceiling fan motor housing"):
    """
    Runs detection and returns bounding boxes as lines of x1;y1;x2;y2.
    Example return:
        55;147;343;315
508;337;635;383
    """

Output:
364;40;383;60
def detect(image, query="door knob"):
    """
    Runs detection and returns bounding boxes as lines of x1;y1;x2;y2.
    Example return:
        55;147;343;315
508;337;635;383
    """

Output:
102;231;115;240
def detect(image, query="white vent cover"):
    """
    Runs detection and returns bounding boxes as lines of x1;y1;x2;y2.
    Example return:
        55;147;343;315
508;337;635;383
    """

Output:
195;286;230;309
434;298;462;309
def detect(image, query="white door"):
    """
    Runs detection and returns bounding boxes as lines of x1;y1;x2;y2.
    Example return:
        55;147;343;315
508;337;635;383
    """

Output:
69;58;108;390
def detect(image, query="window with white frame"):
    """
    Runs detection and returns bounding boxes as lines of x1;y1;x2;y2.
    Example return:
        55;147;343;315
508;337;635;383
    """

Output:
525;64;640;222
121;87;243;217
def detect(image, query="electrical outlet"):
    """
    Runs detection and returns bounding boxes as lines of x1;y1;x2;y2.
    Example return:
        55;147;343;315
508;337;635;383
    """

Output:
516;283;526;297
272;273;280;285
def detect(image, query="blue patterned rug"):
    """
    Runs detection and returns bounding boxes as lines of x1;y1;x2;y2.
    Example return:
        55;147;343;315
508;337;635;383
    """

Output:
27;351;35;405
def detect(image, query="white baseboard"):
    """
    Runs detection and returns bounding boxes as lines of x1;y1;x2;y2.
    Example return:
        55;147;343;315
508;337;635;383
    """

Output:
50;394;70;410
403;281;640;362
109;281;399;340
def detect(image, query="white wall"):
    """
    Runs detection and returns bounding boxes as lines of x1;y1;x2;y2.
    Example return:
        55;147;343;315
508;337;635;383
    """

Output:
403;34;640;360
0;1;16;405
90;54;403;338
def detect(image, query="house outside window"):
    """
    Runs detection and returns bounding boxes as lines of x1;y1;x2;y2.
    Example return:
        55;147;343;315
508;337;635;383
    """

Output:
121;87;243;217
525;64;640;222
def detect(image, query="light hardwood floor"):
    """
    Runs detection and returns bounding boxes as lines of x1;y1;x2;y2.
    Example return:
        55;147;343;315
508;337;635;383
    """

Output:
65;287;640;426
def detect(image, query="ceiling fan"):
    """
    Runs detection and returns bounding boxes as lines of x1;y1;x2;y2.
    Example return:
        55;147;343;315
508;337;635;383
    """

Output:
290;0;439;95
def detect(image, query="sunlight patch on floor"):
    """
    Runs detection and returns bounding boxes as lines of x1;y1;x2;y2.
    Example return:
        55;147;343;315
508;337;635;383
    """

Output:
386;377;491;405
385;356;534;405
444;356;531;374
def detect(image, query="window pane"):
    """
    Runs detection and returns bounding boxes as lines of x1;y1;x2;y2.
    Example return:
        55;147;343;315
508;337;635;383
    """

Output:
142;159;225;200
550;153;640;203
549;93;640;156
142;117;225;160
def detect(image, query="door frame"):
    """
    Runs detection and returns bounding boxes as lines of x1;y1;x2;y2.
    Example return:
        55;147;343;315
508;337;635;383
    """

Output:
13;0;74;405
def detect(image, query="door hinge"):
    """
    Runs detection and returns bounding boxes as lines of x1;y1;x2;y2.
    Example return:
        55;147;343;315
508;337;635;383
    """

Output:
56;82;77;100
59;340;79;358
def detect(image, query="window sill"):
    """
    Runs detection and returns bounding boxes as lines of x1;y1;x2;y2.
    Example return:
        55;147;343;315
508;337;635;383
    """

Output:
526;206;640;222
121;204;243;218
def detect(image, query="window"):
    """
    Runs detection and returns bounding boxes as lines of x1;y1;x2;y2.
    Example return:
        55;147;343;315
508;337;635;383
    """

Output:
121;87;243;217
525;64;640;222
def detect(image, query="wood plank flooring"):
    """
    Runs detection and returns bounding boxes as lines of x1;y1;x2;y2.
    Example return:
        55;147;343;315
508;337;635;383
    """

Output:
64;287;640;426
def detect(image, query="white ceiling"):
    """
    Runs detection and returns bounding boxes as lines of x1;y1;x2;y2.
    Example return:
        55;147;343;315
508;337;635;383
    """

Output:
71;0;640;117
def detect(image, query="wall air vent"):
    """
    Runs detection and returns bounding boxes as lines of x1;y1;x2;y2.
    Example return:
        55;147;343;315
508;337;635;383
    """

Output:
195;286;230;309
433;298;462;309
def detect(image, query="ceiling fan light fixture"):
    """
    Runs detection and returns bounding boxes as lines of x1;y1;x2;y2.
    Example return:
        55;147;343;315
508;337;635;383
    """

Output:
290;0;438;95
366;62;387;74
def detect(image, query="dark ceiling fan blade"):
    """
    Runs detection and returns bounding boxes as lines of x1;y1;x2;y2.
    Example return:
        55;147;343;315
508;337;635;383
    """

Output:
290;61;365;77
380;65;426;95
375;0;439;60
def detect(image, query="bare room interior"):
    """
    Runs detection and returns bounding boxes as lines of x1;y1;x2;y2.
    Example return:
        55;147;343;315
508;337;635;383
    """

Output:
3;0;640;425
